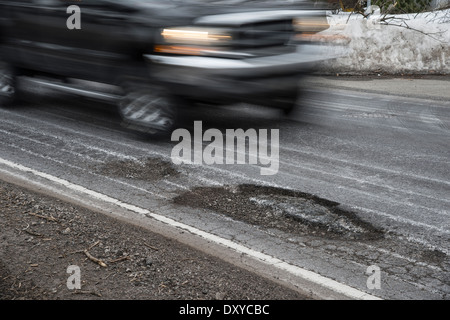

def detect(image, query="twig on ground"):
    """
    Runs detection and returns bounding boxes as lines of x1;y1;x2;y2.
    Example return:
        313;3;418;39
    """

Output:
84;250;107;268
24;229;44;237
73;290;102;297
143;241;159;251
22;224;44;237
87;240;101;251
29;212;58;222
108;256;130;264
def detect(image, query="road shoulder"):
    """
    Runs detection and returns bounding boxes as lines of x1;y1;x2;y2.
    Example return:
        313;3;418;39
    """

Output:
305;75;450;102
0;179;309;300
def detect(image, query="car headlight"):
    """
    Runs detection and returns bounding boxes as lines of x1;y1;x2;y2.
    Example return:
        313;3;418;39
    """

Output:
161;27;232;46
293;16;330;34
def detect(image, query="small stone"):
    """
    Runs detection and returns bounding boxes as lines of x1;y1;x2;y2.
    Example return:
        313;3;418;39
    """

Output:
215;292;226;300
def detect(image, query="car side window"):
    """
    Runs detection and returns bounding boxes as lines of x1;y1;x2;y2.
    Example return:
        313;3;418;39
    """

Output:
32;0;59;5
31;0;99;6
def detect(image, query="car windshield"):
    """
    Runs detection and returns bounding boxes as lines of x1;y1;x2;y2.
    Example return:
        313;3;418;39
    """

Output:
136;0;308;3
104;0;311;6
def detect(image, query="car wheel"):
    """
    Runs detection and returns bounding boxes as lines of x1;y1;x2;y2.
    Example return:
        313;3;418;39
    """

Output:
0;60;17;107
273;91;300;116
118;84;178;137
281;99;297;116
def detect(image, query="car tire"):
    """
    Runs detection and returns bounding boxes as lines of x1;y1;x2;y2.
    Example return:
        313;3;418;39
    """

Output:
118;82;179;137
274;91;301;116
0;60;17;107
281;99;297;116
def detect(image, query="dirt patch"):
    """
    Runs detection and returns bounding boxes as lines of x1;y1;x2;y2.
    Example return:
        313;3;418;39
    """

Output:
95;157;179;180
173;184;384;240
0;259;47;300
420;249;448;265
0;181;307;300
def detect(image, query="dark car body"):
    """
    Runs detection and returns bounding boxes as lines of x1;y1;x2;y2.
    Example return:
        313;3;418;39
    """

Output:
0;0;335;134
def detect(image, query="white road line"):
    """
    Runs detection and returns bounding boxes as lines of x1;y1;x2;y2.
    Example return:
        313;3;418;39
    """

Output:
0;156;381;300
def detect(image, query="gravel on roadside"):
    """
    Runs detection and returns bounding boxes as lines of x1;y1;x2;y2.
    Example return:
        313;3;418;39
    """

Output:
0;180;308;300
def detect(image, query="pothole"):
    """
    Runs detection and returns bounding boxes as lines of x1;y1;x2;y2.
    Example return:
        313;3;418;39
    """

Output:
95;157;179;180
173;184;384;240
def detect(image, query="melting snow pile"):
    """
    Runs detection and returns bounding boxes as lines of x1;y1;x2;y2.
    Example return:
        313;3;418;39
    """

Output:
319;9;450;74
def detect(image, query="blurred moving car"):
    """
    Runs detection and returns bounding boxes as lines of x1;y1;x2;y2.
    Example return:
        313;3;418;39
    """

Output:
0;0;335;135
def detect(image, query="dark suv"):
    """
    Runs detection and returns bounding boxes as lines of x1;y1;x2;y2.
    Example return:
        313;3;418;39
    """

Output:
0;0;332;134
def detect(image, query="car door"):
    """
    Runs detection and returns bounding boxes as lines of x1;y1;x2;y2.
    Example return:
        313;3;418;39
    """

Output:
0;0;47;70
32;0;141;84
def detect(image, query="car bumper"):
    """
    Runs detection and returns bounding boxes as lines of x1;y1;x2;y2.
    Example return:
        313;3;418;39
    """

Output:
144;44;339;106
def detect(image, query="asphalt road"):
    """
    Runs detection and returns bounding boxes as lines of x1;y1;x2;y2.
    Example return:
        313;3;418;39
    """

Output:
0;75;448;300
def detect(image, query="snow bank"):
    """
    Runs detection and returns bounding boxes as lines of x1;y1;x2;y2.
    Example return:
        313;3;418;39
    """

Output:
318;9;450;74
